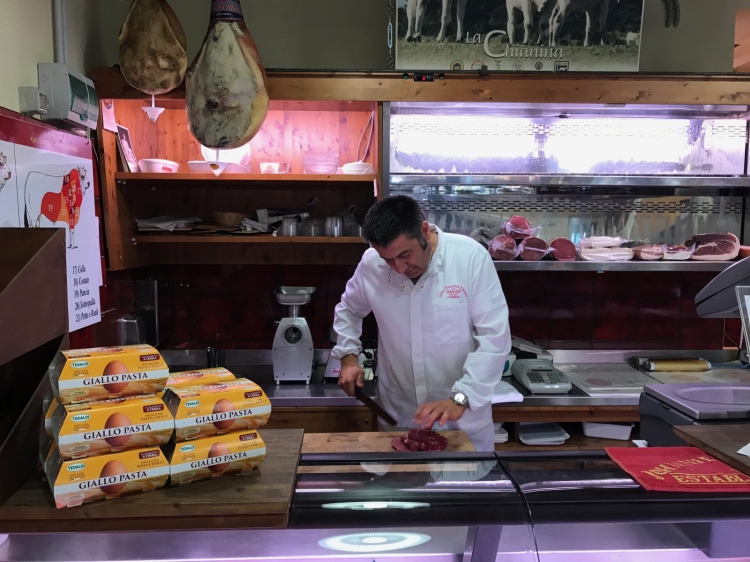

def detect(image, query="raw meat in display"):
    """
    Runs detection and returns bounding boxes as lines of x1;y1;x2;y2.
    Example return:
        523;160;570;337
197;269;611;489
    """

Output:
391;429;448;452
662;245;690;260
633;245;664;261
186;0;270;149
740;247;750;259
504;216;535;240
577;247;634;262
118;0;188;95
685;233;740;261
578;236;628;249
519;237;548;261
489;235;518;261
549;238;576;261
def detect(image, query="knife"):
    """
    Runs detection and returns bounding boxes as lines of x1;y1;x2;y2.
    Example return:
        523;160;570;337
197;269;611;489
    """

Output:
355;386;398;426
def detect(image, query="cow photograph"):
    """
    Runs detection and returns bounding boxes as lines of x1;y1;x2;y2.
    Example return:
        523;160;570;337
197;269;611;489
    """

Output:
0;153;11;193
396;0;644;72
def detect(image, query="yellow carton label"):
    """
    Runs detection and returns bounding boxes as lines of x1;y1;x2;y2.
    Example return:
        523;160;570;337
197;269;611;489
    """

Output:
52;447;169;509
51;345;169;405
55;395;174;460
164;378;271;442
157;368;236;397
169;430;266;485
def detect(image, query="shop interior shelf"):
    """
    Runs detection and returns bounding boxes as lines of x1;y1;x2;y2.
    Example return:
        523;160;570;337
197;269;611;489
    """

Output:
494;260;733;272
115;173;377;188
134;235;366;244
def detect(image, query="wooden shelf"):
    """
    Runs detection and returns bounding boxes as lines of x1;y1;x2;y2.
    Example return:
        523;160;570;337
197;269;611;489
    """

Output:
115;173;377;189
135;235;366;244
0;429;303;533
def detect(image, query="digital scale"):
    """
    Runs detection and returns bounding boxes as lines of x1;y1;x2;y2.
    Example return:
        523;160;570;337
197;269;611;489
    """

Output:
512;359;572;394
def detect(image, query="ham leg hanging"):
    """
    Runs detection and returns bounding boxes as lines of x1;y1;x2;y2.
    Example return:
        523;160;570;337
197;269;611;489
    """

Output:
118;0;188;95
186;0;270;149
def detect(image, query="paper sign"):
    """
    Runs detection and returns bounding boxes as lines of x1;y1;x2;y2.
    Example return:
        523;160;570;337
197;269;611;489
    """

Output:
101;99;117;133
738;443;750;457
0;113;102;332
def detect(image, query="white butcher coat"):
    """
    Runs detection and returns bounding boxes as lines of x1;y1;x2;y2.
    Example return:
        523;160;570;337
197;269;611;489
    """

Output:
332;226;511;451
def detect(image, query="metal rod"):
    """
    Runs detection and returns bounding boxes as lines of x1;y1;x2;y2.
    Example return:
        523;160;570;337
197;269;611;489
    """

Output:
53;0;68;65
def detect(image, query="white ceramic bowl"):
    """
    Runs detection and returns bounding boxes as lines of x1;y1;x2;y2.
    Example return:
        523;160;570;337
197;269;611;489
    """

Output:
342;162;375;175
138;159;179;173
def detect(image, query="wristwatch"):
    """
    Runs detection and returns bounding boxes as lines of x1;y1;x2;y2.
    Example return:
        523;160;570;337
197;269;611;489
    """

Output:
451;391;469;408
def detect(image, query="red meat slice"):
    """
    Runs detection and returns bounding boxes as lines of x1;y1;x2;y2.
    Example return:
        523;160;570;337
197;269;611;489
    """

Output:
519;237;548;261
391;437;411;452
403;438;422;452
549;238;576;261
489;235;518;261
504;215;533;240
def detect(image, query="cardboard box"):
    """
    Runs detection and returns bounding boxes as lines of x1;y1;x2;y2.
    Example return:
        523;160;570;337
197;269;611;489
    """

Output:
49;345;169;405
167;430;266;485
163;378;271;442
157;368;236;397
45;446;169;509
52;395;174;459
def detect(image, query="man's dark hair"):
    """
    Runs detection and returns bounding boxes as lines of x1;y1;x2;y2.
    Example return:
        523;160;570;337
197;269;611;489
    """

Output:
363;195;427;249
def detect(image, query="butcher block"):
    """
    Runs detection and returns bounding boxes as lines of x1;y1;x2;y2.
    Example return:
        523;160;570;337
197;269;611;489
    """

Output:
302;431;475;454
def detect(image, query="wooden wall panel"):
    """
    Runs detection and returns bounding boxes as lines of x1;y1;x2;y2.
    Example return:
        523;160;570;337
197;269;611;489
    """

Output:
112;100;377;174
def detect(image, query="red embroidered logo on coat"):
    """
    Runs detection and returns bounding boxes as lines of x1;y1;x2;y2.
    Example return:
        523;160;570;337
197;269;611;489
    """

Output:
439;285;468;299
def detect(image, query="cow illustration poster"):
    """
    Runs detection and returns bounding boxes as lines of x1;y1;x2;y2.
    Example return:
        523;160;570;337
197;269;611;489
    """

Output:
396;0;644;72
0;114;102;332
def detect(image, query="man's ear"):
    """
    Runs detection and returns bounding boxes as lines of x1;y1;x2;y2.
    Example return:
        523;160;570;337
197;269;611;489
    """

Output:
421;221;431;239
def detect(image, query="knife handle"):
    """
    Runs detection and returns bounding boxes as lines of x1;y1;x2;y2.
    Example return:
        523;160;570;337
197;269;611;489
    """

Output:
354;385;363;400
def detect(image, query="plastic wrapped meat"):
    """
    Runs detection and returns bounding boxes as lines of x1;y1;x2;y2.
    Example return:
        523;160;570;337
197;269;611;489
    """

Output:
118;0;188;95
489;235;518;261
578;236;628;249
503;216;538;240
633;245;664;261
186;0;270;149
577;247;634;262
549;238;576;261
519;237;549;261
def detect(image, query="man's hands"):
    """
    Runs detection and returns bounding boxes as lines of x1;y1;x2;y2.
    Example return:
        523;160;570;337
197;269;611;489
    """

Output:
337;354;364;397
413;399;466;429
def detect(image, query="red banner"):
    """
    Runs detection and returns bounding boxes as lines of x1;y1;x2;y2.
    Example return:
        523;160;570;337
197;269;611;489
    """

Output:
607;447;750;493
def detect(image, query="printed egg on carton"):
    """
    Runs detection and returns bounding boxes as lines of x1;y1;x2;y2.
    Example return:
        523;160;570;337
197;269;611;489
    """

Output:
162;378;272;442
45;444;169;509
49;344;169;405
51;395;174;460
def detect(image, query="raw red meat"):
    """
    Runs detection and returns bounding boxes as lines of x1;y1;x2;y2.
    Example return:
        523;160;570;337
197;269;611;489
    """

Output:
504;216;534;240
392;429;448;452
489;235;518;261
519;237;548;261
391;437;411;452
549;238;576;261
633;244;664;261
685;233;740;261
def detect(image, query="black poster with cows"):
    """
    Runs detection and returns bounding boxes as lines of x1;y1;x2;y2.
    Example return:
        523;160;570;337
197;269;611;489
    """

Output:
396;0;644;72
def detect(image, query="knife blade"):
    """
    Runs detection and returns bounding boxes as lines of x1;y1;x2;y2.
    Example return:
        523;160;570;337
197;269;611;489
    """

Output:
355;386;398;426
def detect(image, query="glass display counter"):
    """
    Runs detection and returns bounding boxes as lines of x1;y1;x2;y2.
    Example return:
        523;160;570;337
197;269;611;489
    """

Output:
2;451;750;561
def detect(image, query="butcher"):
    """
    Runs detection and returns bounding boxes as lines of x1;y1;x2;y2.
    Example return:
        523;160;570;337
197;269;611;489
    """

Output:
332;196;511;451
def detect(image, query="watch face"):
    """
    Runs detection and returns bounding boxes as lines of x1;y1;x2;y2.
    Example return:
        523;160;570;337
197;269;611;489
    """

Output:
453;392;467;404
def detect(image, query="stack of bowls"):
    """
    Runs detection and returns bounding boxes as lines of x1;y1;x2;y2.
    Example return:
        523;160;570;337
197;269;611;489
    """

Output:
303;151;339;174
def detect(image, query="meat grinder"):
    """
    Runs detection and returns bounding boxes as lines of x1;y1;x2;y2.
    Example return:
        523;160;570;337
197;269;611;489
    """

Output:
273;287;316;384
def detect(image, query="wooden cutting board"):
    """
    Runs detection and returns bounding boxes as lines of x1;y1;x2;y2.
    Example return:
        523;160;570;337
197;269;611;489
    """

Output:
674;425;750;476
0;429;303;533
302;431;475;454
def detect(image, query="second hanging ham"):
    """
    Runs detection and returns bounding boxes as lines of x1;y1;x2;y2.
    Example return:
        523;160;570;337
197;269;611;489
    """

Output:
186;0;270;149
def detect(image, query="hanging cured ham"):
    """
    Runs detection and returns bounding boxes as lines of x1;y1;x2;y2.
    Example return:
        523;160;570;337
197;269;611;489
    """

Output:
185;0;270;149
118;0;188;95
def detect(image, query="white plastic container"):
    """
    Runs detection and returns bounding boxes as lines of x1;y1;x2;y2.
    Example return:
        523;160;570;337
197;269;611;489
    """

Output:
342;162;375;175
138;159;179;173
582;422;634;441
188;161;250;175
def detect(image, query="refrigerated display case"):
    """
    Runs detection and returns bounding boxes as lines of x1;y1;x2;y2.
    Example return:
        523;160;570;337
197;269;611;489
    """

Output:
3;450;750;561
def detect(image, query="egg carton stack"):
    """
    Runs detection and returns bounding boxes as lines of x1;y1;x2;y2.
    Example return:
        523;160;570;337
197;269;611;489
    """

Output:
43;345;173;509
160;375;271;486
41;346;272;509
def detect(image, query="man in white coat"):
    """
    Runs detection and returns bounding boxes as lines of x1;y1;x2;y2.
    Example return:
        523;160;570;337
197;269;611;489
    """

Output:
332;196;511;451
